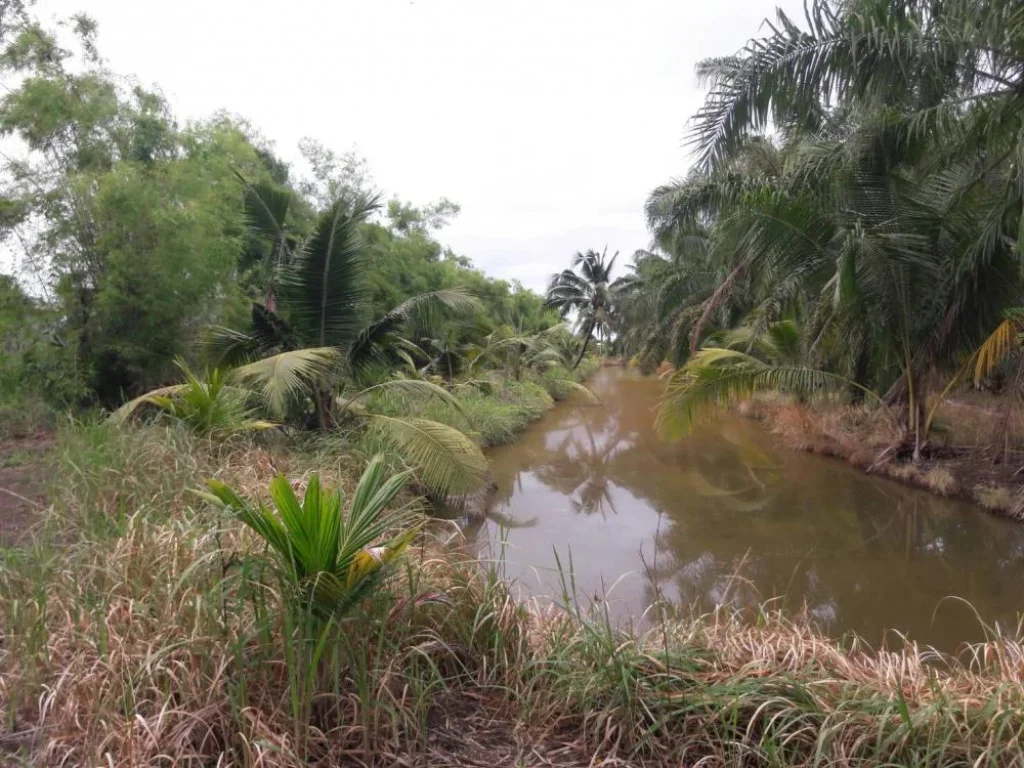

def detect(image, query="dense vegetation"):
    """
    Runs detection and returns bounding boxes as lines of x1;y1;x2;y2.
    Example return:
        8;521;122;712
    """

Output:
614;0;1024;470
0;5;598;498
5;1;1024;765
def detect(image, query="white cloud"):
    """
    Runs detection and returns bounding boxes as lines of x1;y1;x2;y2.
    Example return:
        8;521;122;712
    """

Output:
34;0;802;291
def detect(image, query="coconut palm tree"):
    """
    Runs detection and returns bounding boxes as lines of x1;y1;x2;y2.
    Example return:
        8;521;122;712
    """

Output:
545;247;618;368
688;0;1024;176
206;183;480;429
115;183;489;496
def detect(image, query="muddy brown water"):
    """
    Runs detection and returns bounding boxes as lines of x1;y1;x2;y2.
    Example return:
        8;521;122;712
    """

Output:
465;368;1024;652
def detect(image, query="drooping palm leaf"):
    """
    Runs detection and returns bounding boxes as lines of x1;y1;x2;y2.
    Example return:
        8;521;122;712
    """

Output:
365;415;488;496
203;303;297;368
656;347;883;439
973;316;1023;385
110;384;189;424
240;178;293;254
230;347;342;417
340;377;475;427
347;288;482;372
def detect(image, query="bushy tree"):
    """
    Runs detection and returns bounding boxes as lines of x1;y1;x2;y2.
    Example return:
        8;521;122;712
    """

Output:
0;15;271;405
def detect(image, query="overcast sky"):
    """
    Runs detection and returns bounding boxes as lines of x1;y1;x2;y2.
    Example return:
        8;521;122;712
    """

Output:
34;0;798;292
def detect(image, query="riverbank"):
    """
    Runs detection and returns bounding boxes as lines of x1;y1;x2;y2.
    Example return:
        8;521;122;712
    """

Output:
2;421;1023;765
739;395;1024;519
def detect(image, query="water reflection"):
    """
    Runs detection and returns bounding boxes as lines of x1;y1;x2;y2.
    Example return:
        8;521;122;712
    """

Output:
471;369;1024;651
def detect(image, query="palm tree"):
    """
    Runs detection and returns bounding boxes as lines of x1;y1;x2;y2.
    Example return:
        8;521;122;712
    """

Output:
635;0;1024;460
112;358;490;497
207;182;480;429
112;182;490;496
689;0;1024;177
545;247;618;368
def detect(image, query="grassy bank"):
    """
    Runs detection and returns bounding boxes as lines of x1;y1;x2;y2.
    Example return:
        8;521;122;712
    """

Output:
739;395;1024;519
365;359;599;450
2;420;1024;766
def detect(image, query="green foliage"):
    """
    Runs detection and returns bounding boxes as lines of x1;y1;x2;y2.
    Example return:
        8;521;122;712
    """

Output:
0;275;56;434
204;456;417;619
416;379;554;447
134;359;276;439
363;415;489;494
656;347;876;439
0;20;270;405
112;349;340;426
623;0;1024;458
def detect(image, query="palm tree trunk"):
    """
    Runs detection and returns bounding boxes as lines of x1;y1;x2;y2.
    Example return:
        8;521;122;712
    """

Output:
313;382;336;430
573;332;593;370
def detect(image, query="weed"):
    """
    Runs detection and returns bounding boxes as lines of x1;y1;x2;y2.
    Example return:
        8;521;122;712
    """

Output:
974;483;1014;512
924;467;958;496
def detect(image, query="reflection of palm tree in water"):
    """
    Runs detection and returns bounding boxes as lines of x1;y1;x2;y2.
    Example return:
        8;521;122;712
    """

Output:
534;421;628;517
478;372;1024;648
488;380;641;516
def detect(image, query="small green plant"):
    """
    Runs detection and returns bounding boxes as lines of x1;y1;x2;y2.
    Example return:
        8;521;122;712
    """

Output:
132;358;277;438
203;455;417;618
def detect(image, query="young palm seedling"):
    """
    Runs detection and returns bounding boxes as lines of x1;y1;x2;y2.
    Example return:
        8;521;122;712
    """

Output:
202;455;418;619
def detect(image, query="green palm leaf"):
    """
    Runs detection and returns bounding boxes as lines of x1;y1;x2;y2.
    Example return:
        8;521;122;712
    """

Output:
109;384;189;424
240;178;293;251
348;288;482;372
204;455;416;619
280;194;380;349
230;347;341;416
656;358;880;439
365;415;488;496
342;377;475;426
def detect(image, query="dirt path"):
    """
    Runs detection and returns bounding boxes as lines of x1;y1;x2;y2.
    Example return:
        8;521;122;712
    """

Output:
0;433;52;547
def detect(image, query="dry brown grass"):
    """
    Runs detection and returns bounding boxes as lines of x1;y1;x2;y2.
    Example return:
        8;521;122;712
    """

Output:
746;396;902;467
742;395;1024;519
5;421;1024;766
923;467;958;496
973;483;1016;514
930;394;1024;451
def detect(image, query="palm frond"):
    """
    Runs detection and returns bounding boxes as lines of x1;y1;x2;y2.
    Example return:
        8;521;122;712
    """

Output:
109;384;188;424
973;317;1021;385
348;288;482;372
544;378;601;404
230;347;341;416
657;362;879;439
204;455;416;619
365;415;488;496
343;377;474;427
280;194;380;348
240;178;293;247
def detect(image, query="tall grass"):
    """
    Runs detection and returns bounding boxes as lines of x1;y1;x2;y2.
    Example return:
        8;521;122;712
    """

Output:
4;422;1024;766
403;365;596;448
423;380;554;447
